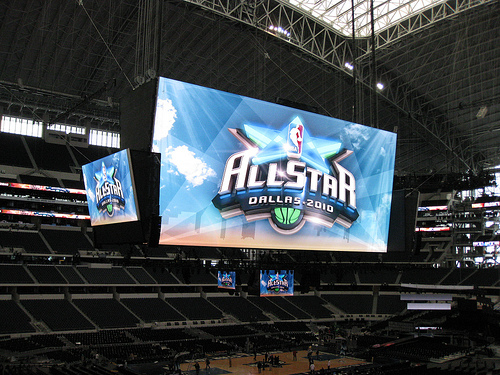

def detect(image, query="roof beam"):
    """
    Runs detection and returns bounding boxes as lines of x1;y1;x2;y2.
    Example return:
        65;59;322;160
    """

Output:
178;0;476;171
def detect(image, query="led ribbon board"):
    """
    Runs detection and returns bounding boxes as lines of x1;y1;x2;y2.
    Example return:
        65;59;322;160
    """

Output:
82;149;140;226
260;270;294;296
152;77;396;251
218;271;236;290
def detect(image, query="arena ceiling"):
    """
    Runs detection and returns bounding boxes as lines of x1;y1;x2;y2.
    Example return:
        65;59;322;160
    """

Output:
0;0;499;181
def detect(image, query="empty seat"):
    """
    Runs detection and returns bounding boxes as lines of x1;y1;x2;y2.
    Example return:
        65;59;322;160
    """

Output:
28;265;68;284
121;298;185;322
0;264;34;283
166;297;222;320
208;296;269;322
73;299;140;328
21;299;94;331
0;300;35;334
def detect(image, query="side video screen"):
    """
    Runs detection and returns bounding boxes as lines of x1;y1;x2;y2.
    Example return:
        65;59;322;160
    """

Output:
217;271;236;290
82;149;140;226
260;270;294;297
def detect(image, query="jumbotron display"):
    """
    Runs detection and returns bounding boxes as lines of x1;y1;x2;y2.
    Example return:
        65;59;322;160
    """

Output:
152;77;396;251
82;149;140;226
217;271;236;290
260;270;294;296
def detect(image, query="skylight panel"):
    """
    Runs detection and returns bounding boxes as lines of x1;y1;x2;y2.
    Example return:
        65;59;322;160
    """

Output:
286;0;445;37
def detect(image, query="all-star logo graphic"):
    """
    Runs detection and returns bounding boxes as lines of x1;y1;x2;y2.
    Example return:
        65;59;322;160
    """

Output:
212;116;359;234
94;162;126;217
267;272;289;293
287;119;304;158
220;272;234;288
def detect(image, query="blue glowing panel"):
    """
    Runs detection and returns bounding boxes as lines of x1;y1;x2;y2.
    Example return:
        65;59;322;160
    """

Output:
82;149;139;226
218;271;236;290
152;77;397;252
260;270;294;297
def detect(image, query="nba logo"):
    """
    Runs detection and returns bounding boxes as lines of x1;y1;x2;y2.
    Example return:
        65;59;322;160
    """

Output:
287;120;304;159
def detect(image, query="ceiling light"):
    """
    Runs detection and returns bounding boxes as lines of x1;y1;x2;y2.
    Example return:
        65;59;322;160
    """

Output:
476;106;488;119
268;25;291;38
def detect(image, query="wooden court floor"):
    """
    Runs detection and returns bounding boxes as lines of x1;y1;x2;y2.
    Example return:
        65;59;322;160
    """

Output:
180;350;366;375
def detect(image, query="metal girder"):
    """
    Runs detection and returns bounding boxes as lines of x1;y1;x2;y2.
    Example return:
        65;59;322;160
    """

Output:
0;80;120;127
364;70;473;172
178;0;484;172
179;0;353;70
357;0;497;56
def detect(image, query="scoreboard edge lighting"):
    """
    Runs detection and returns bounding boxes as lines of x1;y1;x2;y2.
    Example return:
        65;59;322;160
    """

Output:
141;77;397;252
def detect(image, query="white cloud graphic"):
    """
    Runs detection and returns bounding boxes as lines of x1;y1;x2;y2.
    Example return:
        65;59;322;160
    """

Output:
83;174;95;202
86;188;95;203
165;145;216;187
360;193;392;248
341;123;370;150
153;98;177;142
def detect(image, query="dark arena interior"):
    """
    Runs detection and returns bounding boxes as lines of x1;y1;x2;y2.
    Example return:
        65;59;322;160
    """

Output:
1;1;500;375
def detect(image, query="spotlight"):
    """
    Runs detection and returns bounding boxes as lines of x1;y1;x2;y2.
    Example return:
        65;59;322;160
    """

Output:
376;82;384;90
268;25;291;38
344;62;354;71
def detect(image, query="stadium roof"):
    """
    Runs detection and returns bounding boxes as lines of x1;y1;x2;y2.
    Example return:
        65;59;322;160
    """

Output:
0;0;499;180
287;0;447;37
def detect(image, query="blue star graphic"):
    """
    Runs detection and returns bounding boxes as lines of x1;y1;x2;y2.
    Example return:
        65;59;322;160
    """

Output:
270;273;285;282
237;117;343;174
94;162;115;189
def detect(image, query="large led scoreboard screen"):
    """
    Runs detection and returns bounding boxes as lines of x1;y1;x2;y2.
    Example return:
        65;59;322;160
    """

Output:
152;77;396;252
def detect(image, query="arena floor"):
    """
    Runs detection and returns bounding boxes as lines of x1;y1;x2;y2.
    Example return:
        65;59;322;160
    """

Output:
178;350;366;375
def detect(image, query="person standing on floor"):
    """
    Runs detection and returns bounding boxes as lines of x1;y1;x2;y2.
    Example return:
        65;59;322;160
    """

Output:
205;358;210;370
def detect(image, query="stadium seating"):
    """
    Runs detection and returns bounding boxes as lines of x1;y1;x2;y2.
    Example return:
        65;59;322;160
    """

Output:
198;324;255;337
464;267;500;286
121;298;185;322
267;296;311;319
376;294;407;315
0;230;50;254
24;136;75;173
76;265;136;284
247;296;296;320
208;296;269;322
0;264;35;283
0;133;33;168
166;297;223;321
126;267;157;284
285;295;333;318
357;269;400;284
0;300;35;334
440;268;476;285
41;228;93;254
322;293;374;315
64;330;134;345
72;299;140;329
399;267;450;285
21;299;95;331
56;265;86;283
143;266;181;284
28;265;69;284
129;327;195;342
